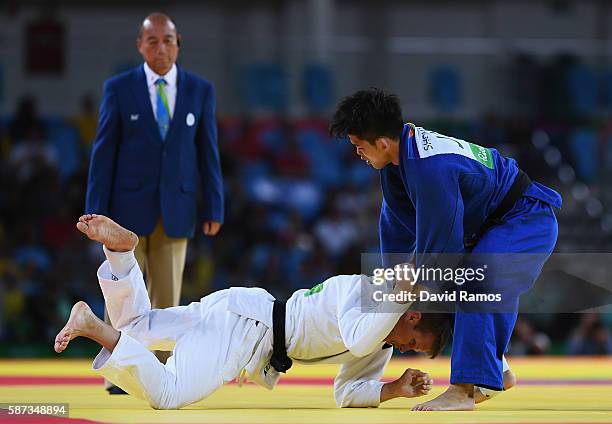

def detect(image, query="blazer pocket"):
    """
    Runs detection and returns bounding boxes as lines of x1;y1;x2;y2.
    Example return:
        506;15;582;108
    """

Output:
120;179;142;191
181;181;197;193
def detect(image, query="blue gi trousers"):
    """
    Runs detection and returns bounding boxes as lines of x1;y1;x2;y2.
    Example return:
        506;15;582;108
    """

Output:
450;196;558;390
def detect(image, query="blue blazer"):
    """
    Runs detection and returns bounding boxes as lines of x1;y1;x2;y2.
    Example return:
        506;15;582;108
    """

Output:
85;65;224;238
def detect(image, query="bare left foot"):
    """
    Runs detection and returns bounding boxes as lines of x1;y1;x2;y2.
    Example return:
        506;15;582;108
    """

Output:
475;369;517;403
54;301;98;353
76;214;138;252
412;384;475;411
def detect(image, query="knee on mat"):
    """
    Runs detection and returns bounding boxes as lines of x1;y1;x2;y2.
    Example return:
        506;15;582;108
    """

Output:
149;400;182;410
148;393;185;410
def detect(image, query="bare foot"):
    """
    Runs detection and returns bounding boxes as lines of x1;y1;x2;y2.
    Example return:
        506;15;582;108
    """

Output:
76;214;138;252
475;370;517;404
412;384;475;411
54;301;98;353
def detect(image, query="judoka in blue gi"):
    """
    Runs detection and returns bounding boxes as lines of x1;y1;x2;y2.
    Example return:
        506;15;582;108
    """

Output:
330;89;561;411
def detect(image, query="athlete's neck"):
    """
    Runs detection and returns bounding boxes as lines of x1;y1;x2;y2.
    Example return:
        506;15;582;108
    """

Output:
389;138;400;165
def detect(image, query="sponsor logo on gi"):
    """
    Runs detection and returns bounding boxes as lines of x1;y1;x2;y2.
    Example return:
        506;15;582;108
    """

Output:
422;134;433;151
476;146;487;161
468;142;494;169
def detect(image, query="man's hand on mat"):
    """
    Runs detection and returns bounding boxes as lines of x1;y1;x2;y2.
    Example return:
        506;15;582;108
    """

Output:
395;368;433;397
381;368;433;403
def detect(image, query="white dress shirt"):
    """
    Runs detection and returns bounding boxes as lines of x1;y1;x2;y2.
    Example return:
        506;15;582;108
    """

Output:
143;62;177;119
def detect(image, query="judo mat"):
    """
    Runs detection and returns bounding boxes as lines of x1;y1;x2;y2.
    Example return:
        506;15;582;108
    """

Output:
0;356;611;423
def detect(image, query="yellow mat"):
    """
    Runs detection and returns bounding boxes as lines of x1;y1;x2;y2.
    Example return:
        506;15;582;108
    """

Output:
1;357;611;423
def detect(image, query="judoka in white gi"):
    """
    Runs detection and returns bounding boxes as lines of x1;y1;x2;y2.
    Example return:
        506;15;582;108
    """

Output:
54;215;452;410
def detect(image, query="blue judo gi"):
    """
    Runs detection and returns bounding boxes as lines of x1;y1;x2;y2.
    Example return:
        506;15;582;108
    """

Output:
379;124;561;390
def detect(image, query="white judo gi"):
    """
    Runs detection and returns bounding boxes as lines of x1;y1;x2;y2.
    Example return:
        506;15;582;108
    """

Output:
93;248;409;409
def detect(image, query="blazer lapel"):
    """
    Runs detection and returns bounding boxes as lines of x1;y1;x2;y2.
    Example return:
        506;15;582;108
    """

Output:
131;66;163;143
165;66;187;143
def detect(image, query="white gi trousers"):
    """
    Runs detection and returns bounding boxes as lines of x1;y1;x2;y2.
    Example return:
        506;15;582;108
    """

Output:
92;260;268;409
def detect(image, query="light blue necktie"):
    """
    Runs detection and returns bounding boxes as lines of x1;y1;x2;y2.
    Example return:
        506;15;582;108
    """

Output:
155;78;171;140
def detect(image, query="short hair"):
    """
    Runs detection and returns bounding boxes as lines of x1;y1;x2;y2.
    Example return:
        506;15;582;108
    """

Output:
329;88;404;144
138;12;177;39
415;312;454;359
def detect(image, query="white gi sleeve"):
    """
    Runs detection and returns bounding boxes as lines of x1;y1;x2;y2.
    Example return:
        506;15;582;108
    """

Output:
334;346;393;408
97;259;152;331
338;298;408;357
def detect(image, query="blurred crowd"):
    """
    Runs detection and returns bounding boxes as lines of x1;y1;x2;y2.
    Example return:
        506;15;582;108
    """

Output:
0;92;611;357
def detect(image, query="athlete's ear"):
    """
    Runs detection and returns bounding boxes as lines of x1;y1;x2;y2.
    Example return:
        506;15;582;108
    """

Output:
375;137;390;150
406;311;422;322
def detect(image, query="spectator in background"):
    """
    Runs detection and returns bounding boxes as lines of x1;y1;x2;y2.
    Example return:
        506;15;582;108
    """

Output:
72;93;98;152
0;122;9;162
7;97;58;216
568;313;612;355
9;96;45;142
275;137;310;177
314;194;358;258
8;125;58;184
85;12;223;392
274;122;310;178
508;316;551;355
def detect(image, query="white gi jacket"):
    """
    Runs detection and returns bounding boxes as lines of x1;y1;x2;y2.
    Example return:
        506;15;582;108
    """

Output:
227;275;409;407
96;250;409;409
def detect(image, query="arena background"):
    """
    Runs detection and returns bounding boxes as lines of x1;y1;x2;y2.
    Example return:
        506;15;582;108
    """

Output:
0;1;611;423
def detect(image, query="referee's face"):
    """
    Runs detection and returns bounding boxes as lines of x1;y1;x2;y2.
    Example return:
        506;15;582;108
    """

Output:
137;17;180;76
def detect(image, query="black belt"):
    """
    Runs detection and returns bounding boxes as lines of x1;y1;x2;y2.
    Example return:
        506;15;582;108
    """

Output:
270;300;293;373
464;169;532;249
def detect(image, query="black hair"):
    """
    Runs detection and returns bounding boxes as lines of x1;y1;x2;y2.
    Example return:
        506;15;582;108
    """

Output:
415;312;454;359
329;88;404;144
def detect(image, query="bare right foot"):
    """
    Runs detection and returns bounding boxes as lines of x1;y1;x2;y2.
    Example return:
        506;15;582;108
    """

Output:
412;383;475;411
76;214;138;252
54;301;98;353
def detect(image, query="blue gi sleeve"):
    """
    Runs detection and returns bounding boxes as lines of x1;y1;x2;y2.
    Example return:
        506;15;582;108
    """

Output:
85;79;120;215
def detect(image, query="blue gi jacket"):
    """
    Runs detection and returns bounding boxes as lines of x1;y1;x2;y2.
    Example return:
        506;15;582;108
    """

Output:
380;124;562;263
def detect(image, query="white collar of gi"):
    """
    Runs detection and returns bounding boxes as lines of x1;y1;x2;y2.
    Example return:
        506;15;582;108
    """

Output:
143;62;177;89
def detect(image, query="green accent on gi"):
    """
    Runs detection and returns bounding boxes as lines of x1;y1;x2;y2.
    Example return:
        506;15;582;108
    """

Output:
304;282;324;297
468;142;494;169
